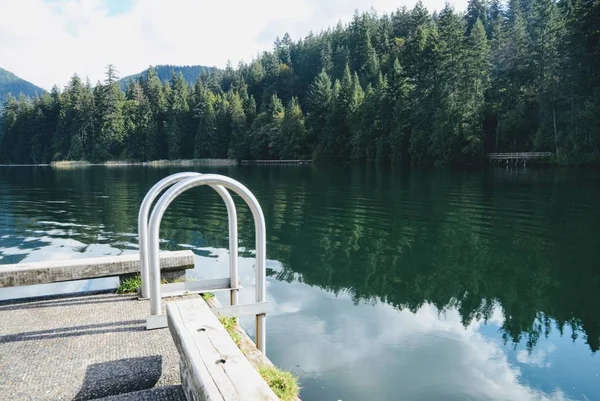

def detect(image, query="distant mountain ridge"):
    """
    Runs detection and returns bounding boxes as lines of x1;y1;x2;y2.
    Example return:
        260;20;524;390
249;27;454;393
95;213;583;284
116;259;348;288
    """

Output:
119;65;218;88
0;67;45;103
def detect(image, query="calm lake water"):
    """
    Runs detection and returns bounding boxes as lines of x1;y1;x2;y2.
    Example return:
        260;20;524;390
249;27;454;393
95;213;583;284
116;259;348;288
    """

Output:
0;165;599;400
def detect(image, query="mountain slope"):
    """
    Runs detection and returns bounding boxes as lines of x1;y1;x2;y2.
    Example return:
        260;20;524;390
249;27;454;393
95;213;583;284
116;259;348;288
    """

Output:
119;65;218;88
0;67;44;102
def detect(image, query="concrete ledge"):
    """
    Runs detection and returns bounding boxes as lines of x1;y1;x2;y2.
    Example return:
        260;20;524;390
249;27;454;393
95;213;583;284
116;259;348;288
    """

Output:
167;298;279;401
0;250;194;288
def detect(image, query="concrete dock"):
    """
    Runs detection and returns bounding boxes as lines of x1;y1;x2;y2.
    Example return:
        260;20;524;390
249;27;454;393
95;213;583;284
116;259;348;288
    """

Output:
0;250;293;401
0;291;188;401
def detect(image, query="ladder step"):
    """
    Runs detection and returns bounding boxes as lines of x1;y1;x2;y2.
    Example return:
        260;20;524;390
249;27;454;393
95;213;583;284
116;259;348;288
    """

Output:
211;302;272;318
160;277;239;298
146;302;272;330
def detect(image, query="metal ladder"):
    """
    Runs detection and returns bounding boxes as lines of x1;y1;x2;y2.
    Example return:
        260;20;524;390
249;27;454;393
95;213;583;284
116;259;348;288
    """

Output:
138;173;271;354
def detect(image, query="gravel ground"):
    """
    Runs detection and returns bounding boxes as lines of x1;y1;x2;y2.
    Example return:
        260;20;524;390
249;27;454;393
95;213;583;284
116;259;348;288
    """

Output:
0;291;187;401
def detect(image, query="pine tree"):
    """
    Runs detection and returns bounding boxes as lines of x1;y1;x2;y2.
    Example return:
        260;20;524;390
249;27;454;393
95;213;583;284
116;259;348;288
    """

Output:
53;75;95;161
250;94;284;159
123;81;154;160
280;97;309;158
228;91;250;159
430;4;468;163
501;0;536;151
331;45;350;82
307;71;333;147
324;65;364;161
140;67;167;159
165;72;190;159
489;8;508;151
466;0;489;35
530;0;564;155
92;65;125;161
212;94;231;158
0;94;20;162
389;58;413;164
353;84;376;162
239;83;257;125
462;18;491;162
408;20;438;165
320;42;333;73
409;1;431;34
193;80;216;158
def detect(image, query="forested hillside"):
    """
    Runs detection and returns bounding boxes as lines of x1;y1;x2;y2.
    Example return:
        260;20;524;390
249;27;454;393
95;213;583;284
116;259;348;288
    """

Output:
118;65;217;89
0;67;44;104
1;0;598;165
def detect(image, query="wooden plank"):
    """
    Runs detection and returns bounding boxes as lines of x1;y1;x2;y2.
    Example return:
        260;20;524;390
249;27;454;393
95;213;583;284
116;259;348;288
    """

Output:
167;298;279;401
0;250;194;287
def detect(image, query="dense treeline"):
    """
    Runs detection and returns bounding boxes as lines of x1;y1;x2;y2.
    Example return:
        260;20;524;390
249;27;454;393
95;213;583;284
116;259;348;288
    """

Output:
1;0;599;165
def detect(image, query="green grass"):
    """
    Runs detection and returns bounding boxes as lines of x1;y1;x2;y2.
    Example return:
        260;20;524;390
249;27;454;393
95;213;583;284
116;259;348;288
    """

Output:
116;274;142;294
218;316;241;345
258;365;300;401
201;292;215;300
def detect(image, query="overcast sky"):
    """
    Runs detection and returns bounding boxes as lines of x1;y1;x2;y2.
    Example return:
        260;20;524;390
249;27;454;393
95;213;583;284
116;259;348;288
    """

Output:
0;0;468;89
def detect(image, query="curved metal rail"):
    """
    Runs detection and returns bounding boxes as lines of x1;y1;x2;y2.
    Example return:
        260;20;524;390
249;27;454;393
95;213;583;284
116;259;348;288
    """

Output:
146;174;268;354
138;172;239;305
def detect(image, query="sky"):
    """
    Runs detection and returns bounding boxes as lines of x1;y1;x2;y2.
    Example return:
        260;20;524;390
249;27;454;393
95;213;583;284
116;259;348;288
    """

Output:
0;0;468;89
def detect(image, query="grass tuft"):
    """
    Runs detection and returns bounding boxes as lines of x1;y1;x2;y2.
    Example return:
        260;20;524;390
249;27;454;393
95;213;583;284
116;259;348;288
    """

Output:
117;274;142;294
258;365;300;401
201;292;215;300
218;316;241;345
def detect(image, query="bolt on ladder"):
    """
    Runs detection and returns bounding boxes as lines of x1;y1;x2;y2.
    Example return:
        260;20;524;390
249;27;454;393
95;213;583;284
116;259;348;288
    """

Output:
138;173;271;354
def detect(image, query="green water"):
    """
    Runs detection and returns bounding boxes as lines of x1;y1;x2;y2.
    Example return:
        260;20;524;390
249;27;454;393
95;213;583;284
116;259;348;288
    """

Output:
1;166;599;400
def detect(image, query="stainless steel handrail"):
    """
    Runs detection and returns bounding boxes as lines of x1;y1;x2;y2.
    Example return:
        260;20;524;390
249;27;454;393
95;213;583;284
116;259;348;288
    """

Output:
147;174;267;354
138;173;239;305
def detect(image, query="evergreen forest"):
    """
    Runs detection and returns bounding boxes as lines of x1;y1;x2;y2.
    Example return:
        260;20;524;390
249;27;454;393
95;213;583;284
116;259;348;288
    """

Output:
0;0;599;165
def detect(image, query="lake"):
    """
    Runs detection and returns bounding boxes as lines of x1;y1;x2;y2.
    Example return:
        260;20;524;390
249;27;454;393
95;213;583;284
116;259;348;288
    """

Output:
0;165;599;401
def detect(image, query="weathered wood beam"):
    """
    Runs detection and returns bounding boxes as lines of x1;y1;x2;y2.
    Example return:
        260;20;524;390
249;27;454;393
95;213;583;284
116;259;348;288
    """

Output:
0;250;194;287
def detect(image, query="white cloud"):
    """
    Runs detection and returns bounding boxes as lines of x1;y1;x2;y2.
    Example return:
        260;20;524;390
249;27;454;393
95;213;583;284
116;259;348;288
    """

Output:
517;342;558;368
187;247;578;400
0;0;468;89
243;275;577;401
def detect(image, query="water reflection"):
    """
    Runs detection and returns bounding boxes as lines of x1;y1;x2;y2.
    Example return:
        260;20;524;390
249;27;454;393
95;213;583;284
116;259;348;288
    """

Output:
0;166;599;400
196;251;597;401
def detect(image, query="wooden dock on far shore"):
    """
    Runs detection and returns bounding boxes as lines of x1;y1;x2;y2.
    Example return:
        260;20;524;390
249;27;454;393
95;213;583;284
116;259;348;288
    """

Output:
488;152;553;166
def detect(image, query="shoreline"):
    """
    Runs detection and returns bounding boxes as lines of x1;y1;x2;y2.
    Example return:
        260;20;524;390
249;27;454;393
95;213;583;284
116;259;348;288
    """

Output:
0;159;239;168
